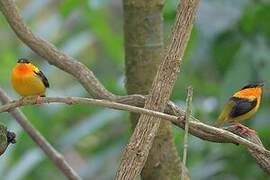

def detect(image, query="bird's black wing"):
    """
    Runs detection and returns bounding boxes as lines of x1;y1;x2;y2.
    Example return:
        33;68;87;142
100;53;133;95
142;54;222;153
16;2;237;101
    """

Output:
229;97;257;118
34;70;50;88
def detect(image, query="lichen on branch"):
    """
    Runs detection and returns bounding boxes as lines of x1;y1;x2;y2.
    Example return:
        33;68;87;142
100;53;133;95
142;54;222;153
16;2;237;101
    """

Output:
0;123;16;156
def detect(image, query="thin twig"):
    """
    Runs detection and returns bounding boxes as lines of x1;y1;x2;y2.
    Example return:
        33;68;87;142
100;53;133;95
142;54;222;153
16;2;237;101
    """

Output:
181;86;193;179
0;88;81;180
0;96;175;121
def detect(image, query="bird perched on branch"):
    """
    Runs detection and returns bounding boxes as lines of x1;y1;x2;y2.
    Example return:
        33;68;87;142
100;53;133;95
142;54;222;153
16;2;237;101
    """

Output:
11;58;49;104
215;83;264;134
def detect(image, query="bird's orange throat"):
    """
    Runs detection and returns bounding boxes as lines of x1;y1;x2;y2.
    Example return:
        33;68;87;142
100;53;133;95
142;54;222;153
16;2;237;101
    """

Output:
13;64;33;76
233;87;262;99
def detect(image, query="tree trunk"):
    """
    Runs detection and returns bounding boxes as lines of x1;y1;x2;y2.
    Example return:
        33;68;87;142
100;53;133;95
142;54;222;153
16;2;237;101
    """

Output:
123;0;181;179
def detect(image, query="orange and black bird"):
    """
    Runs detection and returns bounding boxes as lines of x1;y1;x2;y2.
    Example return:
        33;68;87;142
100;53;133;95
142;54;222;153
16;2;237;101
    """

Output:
11;58;49;103
215;83;263;133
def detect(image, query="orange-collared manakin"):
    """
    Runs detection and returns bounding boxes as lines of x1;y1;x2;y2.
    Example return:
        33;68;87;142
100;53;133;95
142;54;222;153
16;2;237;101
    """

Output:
11;58;49;103
215;83;263;132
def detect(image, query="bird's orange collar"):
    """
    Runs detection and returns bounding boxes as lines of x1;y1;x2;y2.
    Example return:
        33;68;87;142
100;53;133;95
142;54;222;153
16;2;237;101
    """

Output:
13;64;33;75
233;87;262;99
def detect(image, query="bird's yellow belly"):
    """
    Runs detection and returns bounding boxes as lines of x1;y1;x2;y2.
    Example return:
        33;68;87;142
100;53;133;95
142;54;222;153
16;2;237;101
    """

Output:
11;74;46;97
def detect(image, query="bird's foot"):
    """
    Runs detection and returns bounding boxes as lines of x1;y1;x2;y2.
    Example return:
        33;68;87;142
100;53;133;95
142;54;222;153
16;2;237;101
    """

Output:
35;96;42;104
18;97;25;105
232;123;256;136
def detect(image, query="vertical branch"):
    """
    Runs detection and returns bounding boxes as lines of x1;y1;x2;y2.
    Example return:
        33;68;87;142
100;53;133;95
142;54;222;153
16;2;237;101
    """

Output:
116;0;199;179
181;86;193;179
123;0;182;179
0;88;81;180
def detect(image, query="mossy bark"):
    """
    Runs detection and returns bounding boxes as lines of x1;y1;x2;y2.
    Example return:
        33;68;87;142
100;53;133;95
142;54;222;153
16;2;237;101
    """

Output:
0;123;9;156
123;0;182;179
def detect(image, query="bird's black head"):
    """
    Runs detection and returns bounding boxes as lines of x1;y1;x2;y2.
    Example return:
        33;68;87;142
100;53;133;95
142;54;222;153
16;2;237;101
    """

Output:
17;58;30;64
241;82;264;90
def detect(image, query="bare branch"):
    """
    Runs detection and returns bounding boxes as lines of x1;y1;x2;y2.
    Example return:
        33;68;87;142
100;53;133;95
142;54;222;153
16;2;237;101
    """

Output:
181;86;193;179
225;126;270;173
0;96;176;122
1;96;269;154
0;88;81;180
0;0;147;108
0;96;269;174
123;0;182;178
0;0;114;99
115;0;199;179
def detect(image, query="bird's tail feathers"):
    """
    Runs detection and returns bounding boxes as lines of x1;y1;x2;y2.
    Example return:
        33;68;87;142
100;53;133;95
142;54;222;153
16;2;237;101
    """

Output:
214;112;227;127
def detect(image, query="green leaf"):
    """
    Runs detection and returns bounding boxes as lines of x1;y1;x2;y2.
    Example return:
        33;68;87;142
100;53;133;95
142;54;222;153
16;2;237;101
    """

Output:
59;0;85;17
240;4;270;38
213;30;242;75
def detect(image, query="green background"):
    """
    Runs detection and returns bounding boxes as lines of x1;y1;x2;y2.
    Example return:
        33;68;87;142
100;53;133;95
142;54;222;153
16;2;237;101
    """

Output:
0;0;269;179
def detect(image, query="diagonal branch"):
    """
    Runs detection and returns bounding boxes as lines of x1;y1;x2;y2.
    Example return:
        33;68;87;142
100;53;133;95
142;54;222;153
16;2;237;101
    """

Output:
225;126;270;173
1;96;270;174
123;0;183;178
0;0;114;99
0;88;81;180
116;0;199;179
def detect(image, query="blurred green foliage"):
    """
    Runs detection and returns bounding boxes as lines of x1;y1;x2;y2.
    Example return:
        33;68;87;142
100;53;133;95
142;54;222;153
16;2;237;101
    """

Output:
0;0;269;179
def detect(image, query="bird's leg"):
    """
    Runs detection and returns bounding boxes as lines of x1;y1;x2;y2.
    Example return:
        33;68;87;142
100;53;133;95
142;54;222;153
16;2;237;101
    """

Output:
232;123;256;136
35;95;42;104
18;97;26;105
